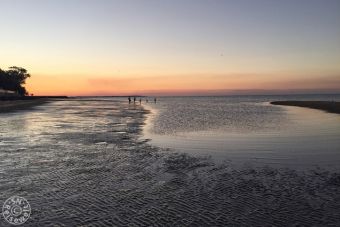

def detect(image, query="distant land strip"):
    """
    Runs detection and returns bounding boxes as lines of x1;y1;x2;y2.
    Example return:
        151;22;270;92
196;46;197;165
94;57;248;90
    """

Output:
271;101;340;114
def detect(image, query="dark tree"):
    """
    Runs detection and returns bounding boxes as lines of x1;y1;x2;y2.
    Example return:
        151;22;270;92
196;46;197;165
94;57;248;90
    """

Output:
0;66;30;96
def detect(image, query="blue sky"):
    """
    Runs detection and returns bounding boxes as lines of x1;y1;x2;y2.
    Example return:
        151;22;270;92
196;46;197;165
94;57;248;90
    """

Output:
0;0;339;95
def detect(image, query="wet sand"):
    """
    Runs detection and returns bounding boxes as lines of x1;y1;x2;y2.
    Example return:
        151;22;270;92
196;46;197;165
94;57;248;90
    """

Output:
271;100;340;114
0;99;49;113
0;96;68;113
0;99;340;226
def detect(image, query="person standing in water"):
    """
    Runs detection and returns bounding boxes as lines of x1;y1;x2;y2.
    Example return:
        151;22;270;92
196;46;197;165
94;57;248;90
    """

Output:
133;97;136;104
128;96;131;104
154;97;157;103
139;98;142;104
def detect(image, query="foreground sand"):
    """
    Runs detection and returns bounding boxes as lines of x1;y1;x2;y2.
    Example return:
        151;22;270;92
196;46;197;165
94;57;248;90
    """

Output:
271;100;340;114
1;99;339;226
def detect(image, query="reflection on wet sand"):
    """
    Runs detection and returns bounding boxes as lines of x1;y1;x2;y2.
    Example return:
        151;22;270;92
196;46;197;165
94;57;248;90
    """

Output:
144;97;340;169
0;97;340;226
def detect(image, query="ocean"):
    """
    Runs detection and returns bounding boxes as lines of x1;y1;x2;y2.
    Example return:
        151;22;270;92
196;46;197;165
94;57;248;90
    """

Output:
143;94;340;169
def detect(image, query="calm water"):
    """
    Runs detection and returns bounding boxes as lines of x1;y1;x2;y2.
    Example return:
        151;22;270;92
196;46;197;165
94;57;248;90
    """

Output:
143;95;340;169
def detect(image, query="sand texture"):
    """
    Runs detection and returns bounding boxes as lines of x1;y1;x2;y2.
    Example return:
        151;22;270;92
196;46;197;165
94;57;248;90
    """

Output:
0;99;339;226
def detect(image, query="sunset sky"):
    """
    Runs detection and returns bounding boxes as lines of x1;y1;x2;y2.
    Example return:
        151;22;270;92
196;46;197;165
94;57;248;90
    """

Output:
0;0;339;96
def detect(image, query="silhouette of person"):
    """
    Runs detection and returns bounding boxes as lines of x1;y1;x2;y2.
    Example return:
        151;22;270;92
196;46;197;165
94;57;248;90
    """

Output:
139;98;142;104
133;97;136;103
154;97;157;103
128;96;131;104
146;98;148;103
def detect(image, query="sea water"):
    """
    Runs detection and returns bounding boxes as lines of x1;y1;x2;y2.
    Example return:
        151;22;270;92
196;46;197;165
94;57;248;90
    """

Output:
143;95;340;169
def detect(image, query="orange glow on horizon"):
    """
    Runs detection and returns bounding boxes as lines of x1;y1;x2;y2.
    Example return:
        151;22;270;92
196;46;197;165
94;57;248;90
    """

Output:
25;72;340;96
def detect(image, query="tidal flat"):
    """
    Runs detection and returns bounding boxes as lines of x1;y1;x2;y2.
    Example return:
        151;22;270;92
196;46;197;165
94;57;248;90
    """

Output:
0;98;339;226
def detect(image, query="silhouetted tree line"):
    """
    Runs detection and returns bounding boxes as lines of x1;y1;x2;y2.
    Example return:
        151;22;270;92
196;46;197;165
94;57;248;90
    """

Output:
0;66;30;96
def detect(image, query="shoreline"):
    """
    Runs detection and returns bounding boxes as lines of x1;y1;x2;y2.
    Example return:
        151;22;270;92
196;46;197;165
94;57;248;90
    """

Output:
271;100;340;114
0;96;68;113
0;99;49;113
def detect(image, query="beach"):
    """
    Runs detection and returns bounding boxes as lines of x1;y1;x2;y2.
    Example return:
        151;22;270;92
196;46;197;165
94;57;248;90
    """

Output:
1;0;340;225
0;99;49;112
1;97;340;226
0;96;68;113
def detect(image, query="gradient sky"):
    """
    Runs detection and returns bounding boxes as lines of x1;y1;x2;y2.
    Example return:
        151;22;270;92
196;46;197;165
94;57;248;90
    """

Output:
0;0;339;95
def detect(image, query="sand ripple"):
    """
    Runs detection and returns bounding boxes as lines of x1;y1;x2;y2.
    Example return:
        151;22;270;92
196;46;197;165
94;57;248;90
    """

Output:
0;99;339;226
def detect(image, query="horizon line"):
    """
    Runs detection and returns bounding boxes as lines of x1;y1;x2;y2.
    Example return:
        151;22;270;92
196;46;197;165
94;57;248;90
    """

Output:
34;89;340;97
